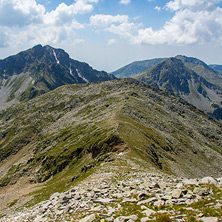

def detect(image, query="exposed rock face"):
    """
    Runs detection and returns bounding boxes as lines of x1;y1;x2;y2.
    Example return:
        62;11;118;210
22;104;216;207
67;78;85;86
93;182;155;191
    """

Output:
137;56;222;120
0;44;115;110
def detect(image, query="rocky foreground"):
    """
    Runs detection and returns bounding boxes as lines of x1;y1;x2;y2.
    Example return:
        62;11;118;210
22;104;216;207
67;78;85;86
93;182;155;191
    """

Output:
1;169;221;222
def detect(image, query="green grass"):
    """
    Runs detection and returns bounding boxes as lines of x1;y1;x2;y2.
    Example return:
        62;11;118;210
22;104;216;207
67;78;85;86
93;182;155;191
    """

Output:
8;199;18;208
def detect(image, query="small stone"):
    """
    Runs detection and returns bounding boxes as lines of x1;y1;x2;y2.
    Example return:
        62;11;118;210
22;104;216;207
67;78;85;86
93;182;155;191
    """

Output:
200;217;219;222
199;177;217;185
171;189;182;199
153;200;164;207
114;215;138;222
79;214;96;222
140;217;150;222
122;198;137;203
137;197;157;205
94;198;114;204
142;208;156;217
182;179;198;185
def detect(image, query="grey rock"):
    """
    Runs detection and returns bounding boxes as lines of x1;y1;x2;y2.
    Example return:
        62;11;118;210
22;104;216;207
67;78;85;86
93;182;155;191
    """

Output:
94;198;114;204
142;208;156;217
140;217;150;222
200;217;219;222
137;197;158;205
114;215;138;222
79;214;96;222
200;177;217;185
171;189;182;199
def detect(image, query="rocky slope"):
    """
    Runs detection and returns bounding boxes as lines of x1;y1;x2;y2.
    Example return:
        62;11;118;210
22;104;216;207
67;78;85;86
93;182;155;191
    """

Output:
1;167;222;221
137;57;222;120
0;45;115;110
0;79;222;217
111;58;165;78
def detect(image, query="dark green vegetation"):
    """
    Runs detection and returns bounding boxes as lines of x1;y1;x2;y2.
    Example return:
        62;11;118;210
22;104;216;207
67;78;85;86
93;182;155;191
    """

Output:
136;56;222;120
111;58;165;78
0;44;115;106
0;79;222;208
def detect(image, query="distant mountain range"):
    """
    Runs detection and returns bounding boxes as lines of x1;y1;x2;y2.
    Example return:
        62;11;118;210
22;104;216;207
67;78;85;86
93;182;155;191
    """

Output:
112;55;222;120
0;45;115;110
209;64;222;77
111;58;165;78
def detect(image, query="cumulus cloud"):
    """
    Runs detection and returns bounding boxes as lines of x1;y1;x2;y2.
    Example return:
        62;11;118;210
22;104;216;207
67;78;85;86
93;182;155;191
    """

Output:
166;0;221;11
120;0;131;5
155;6;161;11
0;0;45;27
0;0;98;47
90;14;129;27
90;14;139;41
107;39;117;45
132;0;222;45
89;0;222;46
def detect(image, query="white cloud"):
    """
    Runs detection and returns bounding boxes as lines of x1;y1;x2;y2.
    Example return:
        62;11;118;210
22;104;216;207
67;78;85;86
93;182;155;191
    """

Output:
0;0;45;27
120;0;131;5
133;7;222;45
166;0;221;11
107;39;117;45
90;14;139;41
0;31;8;47
0;0;98;47
90;14;129;27
108;22;138;39
155;6;161;11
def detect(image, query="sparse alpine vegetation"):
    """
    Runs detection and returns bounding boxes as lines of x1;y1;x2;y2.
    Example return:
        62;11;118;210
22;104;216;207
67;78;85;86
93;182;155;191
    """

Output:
0;79;222;216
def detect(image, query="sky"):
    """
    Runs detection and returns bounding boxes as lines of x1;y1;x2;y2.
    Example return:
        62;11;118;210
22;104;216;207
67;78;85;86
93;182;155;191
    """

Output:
0;0;222;72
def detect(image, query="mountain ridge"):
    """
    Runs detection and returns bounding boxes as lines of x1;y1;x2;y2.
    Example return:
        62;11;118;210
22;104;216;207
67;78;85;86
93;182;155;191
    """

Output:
0;44;115;110
111;58;165;78
135;56;222;120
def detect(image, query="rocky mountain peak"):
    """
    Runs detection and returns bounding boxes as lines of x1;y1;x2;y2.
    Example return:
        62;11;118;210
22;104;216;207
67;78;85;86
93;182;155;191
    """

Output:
0;45;115;108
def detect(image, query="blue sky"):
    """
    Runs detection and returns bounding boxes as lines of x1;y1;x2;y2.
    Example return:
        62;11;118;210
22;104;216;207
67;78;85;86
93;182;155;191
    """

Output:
0;0;222;72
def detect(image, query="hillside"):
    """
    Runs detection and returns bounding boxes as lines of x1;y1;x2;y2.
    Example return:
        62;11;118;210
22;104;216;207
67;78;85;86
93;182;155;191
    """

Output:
210;64;222;77
0;45;115;110
111;58;165;78
175;55;222;88
0;79;221;215
137;57;222;120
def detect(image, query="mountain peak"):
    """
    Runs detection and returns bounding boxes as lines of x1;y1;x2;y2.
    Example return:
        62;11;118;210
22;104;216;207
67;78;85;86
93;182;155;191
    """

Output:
0;45;116;108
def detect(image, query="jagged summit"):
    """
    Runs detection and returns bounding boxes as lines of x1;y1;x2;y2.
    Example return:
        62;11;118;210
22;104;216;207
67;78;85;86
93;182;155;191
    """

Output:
0;45;115;109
